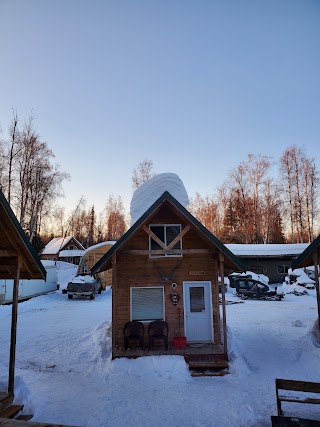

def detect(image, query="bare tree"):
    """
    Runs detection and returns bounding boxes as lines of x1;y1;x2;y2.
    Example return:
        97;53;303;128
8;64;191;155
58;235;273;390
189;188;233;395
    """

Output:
105;195;127;240
279;145;319;242
132;158;155;190
0;133;6;192
52;206;66;237
7;109;22;203
189;192;222;237
9;115;69;239
301;157;319;242
220;154;277;243
244;154;272;242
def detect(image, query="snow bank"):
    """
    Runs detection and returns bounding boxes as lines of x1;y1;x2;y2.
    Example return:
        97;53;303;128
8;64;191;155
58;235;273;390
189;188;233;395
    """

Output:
286;268;316;287
55;261;78;289
130;173;189;225
1;284;320;426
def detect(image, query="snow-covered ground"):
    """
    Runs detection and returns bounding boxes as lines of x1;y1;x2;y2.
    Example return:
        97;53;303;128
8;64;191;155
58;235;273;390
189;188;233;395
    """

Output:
0;266;319;427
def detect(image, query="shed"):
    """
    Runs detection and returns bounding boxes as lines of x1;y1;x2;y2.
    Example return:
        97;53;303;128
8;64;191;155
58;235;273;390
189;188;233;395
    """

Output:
0;190;46;408
226;243;309;283
292;235;320;328
91;191;245;361
78;241;116;288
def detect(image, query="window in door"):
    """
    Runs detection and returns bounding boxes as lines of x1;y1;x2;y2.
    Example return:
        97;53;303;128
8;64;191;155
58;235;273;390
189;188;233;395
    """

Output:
189;287;205;312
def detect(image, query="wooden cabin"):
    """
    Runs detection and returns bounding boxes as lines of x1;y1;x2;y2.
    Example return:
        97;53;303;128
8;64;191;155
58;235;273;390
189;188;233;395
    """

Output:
0;190;46;409
91;191;245;362
41;236;84;264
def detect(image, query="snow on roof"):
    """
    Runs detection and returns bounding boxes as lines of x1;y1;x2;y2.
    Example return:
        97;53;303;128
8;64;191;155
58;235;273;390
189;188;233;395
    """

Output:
59;249;85;257
42;237;73;255
225;243;309;257
82;241;117;256
42;237;84;255
130;173;189;225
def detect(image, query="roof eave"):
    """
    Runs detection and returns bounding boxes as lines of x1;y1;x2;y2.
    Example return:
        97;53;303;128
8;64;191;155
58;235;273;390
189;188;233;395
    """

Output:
92;191;246;274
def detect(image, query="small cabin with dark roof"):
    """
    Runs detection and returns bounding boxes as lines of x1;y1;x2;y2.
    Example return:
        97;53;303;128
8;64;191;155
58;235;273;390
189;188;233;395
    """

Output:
226;243;309;284
41;236;84;264
0;189;46;408
91;191;245;364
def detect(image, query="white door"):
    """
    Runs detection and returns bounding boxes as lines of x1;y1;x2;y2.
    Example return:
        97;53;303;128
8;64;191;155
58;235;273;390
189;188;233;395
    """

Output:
183;281;213;342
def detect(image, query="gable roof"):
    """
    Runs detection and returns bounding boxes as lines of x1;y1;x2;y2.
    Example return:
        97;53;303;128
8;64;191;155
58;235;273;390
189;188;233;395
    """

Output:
292;235;320;269
92;191;246;274
42;236;85;255
0;190;46;280
226;243;309;258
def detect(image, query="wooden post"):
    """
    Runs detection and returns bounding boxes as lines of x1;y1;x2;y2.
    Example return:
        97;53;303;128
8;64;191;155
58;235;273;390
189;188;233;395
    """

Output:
213;258;221;345
219;253;228;355
111;253;117;359
313;251;320;330
8;252;21;395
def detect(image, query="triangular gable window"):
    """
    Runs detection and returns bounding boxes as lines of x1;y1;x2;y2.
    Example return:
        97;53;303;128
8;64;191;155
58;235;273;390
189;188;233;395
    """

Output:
149;224;182;257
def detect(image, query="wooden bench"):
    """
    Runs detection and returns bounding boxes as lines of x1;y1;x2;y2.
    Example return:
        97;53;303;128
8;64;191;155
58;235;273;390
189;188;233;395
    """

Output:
276;378;320;417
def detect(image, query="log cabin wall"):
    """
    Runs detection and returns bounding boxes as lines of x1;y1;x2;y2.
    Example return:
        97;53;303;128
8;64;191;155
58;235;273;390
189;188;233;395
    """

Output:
112;204;222;351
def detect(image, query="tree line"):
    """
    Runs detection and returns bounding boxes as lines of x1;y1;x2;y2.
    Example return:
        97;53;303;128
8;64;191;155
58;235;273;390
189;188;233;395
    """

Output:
1;111;319;251
189;149;319;244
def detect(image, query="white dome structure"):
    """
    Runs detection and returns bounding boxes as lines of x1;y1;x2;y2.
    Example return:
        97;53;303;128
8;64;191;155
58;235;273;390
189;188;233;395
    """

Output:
130;173;189;225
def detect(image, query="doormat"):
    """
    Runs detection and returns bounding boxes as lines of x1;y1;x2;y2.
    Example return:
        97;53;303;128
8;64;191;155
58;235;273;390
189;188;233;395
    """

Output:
187;343;214;348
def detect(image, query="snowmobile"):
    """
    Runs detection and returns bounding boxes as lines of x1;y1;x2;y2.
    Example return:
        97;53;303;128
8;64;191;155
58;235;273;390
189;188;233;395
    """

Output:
234;278;284;301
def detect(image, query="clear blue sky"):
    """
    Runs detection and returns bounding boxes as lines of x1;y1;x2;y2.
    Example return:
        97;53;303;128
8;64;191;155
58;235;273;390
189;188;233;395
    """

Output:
1;0;319;214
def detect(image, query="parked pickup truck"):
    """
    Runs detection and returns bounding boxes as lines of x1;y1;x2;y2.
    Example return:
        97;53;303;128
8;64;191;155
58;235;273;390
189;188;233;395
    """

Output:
67;275;102;300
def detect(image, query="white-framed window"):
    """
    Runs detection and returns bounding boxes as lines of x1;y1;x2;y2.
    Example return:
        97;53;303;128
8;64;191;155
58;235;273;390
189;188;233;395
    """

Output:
149;224;182;257
130;287;165;322
277;265;289;275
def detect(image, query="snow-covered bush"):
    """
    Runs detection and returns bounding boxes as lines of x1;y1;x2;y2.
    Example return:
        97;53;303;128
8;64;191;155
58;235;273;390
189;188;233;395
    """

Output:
285;268;315;288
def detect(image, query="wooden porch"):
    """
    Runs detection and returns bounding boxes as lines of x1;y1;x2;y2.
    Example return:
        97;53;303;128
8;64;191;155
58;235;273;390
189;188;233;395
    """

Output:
113;342;226;358
0;394;13;412
114;343;229;376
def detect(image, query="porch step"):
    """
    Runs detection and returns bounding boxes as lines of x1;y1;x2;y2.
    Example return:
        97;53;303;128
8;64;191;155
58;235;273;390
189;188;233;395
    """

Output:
16;414;34;421
0;404;24;419
0;394;14;412
190;369;229;377
188;360;229;370
187;359;229;377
